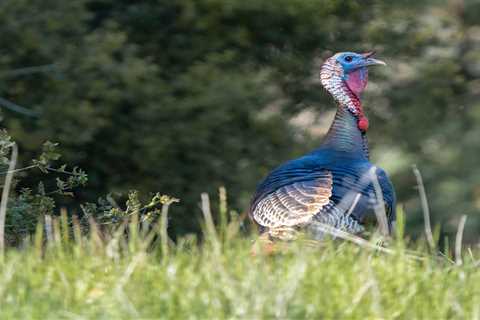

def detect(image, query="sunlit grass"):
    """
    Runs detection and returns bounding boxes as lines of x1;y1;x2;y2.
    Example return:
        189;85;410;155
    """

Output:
0;201;479;319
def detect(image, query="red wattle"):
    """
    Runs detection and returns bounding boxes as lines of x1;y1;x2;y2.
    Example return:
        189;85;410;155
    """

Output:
358;117;369;132
343;77;369;133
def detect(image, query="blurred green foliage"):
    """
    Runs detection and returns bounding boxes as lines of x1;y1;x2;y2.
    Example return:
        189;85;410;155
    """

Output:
0;0;479;241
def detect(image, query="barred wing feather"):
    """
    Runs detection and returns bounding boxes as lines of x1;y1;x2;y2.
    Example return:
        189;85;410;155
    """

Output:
252;172;333;228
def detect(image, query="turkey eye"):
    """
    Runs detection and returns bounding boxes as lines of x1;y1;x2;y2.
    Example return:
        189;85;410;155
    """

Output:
344;56;353;62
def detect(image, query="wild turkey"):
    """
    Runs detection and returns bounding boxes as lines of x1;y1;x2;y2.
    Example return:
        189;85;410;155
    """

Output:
249;51;396;241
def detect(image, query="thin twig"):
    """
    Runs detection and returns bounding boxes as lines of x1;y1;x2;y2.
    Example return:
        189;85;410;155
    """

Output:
0;164;37;176
438;251;456;265
0;97;39;117
0;143;17;254
44;167;81;175
412;165;435;249
455;215;467;266
0;161;80;177
309;221;426;262
0;64;58;78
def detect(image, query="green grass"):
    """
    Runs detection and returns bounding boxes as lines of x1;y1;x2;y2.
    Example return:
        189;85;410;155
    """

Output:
0;209;479;319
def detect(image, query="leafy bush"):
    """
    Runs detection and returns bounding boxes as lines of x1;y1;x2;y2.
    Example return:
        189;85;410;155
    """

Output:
0;129;177;246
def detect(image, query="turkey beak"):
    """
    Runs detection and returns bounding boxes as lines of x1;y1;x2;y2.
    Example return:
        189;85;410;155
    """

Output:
361;51;386;67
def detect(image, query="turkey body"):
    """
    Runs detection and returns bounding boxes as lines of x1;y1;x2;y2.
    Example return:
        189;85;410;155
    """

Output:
248;51;396;239
250;149;396;238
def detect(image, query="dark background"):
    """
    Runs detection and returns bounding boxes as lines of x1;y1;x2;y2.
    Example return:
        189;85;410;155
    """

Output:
1;0;479;242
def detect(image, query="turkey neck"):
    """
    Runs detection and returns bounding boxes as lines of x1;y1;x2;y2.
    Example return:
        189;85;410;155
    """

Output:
322;101;369;159
318;58;370;159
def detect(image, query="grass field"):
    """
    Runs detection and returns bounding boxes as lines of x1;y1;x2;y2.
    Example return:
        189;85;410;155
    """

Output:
0;204;479;319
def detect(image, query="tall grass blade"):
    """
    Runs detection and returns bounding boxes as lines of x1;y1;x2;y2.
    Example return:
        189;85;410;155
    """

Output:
395;205;405;241
201;193;221;254
412;165;435;250
369;166;389;236
218;186;228;241
34;222;44;259
455;215;467;266
44;214;53;243
0;143;17;255
160;201;172;259
60;208;69;243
